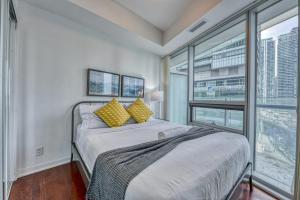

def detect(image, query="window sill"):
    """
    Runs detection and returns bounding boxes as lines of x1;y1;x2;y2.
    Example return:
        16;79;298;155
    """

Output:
253;172;293;200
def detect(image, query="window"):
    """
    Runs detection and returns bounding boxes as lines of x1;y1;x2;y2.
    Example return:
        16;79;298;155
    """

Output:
193;21;246;101
168;1;299;197
229;67;239;75
211;69;219;77
193;108;244;131
255;5;298;194
191;19;246;132
216;80;224;86
169;50;188;124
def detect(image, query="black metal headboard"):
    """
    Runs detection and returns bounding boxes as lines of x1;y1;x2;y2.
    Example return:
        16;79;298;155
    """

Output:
71;101;135;144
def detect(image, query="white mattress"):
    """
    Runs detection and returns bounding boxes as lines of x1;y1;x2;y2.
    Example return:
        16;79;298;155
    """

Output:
75;120;250;200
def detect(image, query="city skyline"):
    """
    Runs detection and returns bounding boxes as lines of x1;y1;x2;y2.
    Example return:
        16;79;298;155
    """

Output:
259;15;298;98
191;25;298;103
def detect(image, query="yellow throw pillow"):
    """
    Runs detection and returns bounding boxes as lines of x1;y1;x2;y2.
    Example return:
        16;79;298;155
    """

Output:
127;98;153;123
94;98;130;127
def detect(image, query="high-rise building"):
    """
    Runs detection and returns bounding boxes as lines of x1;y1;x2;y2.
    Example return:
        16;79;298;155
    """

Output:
193;34;246;100
277;27;298;98
257;38;276;101
192;28;298;103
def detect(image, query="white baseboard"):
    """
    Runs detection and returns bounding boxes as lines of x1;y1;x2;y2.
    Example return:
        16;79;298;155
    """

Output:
17;157;70;178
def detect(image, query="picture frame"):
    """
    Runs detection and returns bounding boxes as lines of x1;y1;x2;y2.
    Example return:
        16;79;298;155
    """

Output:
121;75;145;98
87;69;120;97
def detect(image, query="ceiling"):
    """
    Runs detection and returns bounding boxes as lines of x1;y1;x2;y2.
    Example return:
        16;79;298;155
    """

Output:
21;0;256;56
113;0;193;31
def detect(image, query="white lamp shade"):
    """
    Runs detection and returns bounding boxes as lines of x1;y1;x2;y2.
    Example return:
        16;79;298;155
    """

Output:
151;91;164;102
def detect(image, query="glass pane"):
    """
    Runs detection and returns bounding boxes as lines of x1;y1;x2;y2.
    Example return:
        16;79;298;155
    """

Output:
226;110;244;130
193;21;246;101
169;51;188;124
194;107;225;126
255;6;298;193
193;107;244;131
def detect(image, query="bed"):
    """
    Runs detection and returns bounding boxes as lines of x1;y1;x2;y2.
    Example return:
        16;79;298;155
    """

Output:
71;101;253;200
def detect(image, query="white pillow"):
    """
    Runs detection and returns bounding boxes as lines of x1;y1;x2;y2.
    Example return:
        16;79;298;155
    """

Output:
79;102;154;129
79;103;108;129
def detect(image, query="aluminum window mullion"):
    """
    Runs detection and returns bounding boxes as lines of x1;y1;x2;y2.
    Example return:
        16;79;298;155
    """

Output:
188;46;194;123
185;46;190;125
294;7;300;199
247;9;257;168
189;104;244;111
0;1;4;199
190;100;245;106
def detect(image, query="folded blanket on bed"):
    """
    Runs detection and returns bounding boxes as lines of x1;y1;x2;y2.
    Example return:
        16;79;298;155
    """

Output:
157;127;191;139
86;125;221;200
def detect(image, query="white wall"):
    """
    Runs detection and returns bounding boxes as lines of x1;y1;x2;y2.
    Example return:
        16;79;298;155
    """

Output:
16;1;161;177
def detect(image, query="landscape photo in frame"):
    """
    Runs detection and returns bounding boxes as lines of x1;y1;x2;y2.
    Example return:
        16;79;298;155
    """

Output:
121;75;144;98
87;69;120;97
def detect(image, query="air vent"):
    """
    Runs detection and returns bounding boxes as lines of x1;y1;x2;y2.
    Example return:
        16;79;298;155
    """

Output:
189;20;207;33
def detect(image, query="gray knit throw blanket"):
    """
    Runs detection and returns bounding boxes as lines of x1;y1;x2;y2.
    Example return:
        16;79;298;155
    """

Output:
86;125;221;200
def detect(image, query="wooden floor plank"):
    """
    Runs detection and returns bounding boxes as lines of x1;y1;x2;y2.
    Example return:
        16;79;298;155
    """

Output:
9;162;277;200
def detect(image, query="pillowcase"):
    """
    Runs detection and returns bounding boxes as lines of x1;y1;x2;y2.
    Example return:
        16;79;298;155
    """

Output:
127;98;153;123
122;103;136;124
94;98;130;127
79;103;107;129
123;102;154;124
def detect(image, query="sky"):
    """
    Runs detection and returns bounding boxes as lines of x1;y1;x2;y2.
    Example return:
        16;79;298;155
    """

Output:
261;15;298;40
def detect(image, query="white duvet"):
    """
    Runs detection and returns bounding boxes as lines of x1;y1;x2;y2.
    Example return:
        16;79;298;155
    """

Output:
76;120;250;200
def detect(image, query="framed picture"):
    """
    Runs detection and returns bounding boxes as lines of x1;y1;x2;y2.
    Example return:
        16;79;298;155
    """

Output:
121;75;145;98
87;69;120;97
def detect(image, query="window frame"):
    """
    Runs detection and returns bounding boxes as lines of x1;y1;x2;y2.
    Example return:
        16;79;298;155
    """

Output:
168;0;298;198
190;14;248;136
189;100;245;135
252;1;298;198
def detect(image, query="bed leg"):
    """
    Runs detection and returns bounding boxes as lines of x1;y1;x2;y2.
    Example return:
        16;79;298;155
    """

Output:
249;175;253;192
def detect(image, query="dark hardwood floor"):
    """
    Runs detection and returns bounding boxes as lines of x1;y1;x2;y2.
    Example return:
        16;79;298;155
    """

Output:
9;162;86;200
9;162;278;200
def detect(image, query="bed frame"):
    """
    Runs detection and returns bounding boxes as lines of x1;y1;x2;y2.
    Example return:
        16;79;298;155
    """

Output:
70;101;253;199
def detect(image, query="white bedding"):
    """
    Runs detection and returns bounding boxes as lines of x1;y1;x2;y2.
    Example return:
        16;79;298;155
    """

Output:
76;120;250;200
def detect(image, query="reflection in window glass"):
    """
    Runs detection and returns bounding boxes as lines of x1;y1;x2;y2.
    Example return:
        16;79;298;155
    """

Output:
194;108;225;126
255;6;298;193
193;21;246;101
226;110;244;130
